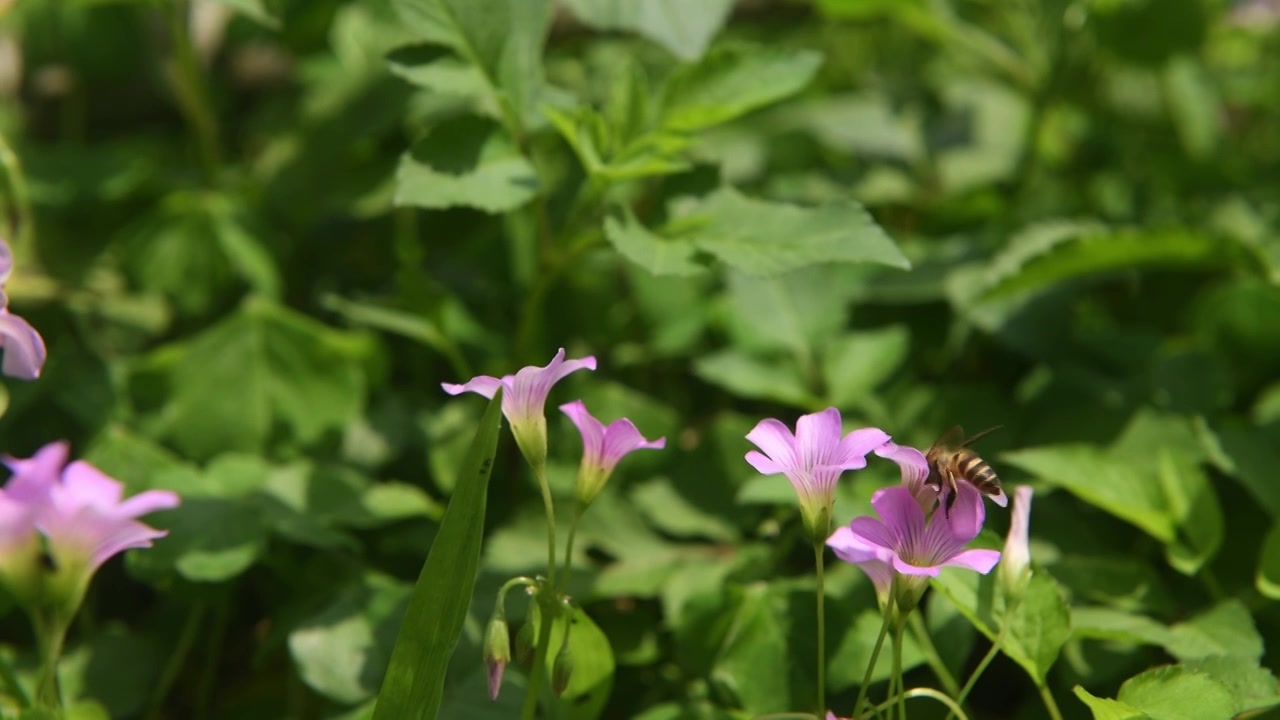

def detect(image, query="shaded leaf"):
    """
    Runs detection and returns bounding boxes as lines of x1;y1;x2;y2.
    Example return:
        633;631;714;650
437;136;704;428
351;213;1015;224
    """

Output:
560;0;734;61
395;117;538;213
661;46;823;132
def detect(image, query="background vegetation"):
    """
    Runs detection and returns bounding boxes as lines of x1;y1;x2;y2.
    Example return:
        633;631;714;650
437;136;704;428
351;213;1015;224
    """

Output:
2;0;1279;717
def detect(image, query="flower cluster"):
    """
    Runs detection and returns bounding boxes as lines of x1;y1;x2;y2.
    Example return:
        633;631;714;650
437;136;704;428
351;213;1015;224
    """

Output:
0;237;46;380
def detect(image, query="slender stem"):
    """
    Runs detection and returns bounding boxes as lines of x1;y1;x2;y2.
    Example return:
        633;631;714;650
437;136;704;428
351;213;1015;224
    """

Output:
146;602;207;720
908;612;960;696
194;597;230;720
854;602;892;717
532;465;558;590
1037;683;1065;720
32;614;68;709
0;131;33;255
166;1;222;181
560;506;583;585
945;622;1008;720
520;597;556;720
870;688;971;720
892;624;906;720
813;542;826;715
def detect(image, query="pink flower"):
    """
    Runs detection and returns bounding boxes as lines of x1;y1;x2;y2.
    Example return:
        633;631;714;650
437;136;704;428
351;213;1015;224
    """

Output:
745;408;888;542
0;441;179;611
827;483;1000;610
872;439;1009;512
0;237;46;380
442;348;597;471
560;400;665;507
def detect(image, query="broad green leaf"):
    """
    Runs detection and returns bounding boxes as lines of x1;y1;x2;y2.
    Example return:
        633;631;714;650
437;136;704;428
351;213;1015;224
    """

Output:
931;568;1070;685
934;79;1029;193
1181;656;1280;715
693;350;817;407
1156;452;1222;575
143;298;368;461
290;573;411;705
661;46;822;132
1165;600;1263;662
1070;607;1173;648
604;210;707;277
546;106;691;182
544;607;616;720
386;44;494;113
1197;418;1280;517
1256;521;1280;599
561;0;734;60
1051;555;1175;615
58;625;160;719
822;326;910;409
722;266;864;358
1074;686;1149;720
1116;666;1234;720
1001;445;1175;543
630;479;738;543
395;117;538;213
373;390;503;720
686;188;909;275
698;583;790;713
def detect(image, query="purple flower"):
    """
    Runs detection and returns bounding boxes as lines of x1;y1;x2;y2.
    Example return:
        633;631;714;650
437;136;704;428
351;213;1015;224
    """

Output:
827;483;1000;610
872;439;1009;512
745;408;888;542
0;441;179;611
560;400;666;507
998;485;1034;599
442;348;597;471
0;237;46;380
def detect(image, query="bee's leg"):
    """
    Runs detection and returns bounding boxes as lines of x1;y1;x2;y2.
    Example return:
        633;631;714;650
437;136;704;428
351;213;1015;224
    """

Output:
943;474;958;518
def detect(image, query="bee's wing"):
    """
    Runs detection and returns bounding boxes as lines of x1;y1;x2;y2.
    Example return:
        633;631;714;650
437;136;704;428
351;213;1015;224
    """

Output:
958;425;1003;447
932;425;966;450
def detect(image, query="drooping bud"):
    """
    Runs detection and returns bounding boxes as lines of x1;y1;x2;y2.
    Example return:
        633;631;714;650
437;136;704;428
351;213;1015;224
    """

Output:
551;646;574;696
483;611;511;701
515;615;538;668
998;485;1034;601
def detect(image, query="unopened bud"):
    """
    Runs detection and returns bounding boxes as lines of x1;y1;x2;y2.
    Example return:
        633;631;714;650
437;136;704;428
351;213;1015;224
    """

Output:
552;647;574;696
515;617;537;668
483;615;511;701
998;486;1034;601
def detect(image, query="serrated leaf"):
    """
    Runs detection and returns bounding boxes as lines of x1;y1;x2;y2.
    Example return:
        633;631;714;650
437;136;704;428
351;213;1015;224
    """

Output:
1165;600;1263;662
386;44;493;109
560;0;734;61
1181;655;1280;714
395;116;538;213
145;298;367;461
373;390;503;720
1117;665;1234;720
1074;686;1149;720
604;210;707;277
661;46;823;132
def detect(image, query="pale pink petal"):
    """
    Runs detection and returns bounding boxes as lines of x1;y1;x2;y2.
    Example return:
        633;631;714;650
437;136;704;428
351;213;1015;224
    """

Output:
4;440;69;504
844;515;897;552
116;489;181;518
505;349;596;422
441;375;504;399
834;427;891;466
868;485;926;548
560;400;605;466
795;408;843;467
745;418;798;473
0;311;46;380
941;548;1002;574
0;238;12;285
826;525;879;563
85;517;169;571
874;442;931;495
744;450;784;475
600;417;665;469
60;461;125;510
892;554;943;576
943;481;986;542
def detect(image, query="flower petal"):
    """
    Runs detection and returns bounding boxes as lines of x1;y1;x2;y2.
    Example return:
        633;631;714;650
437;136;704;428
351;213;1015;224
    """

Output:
795;408;844;468
84;516;169;572
560;400;605;463
868;485;927;550
0;311;46;380
3;440;69;504
441;375;504;399
59;461;125;510
506;348;596;422
844;516;896;552
891;554;943;576
941;548;1002;574
116;489;181;519
874;442;931;495
600;417;665;469
944;481;986;542
745;418;798;474
744;450;784;476
835;427;891;466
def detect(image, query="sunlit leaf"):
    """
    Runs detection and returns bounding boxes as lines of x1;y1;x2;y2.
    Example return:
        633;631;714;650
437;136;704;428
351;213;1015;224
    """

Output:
1117;665;1234;720
395;116;538;213
661;46;823;132
560;0;735;60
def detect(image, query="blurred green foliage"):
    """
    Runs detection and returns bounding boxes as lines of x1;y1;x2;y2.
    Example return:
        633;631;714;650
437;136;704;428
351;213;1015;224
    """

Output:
2;0;1280;717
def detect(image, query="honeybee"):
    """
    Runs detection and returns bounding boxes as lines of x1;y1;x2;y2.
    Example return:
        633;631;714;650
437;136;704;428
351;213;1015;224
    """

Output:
926;425;1008;517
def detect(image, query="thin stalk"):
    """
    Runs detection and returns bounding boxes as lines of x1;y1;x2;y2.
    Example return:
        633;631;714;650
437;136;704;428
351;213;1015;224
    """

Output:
166;1;222;180
945;622;1009;720
146;602;207;720
32;614;67;709
813;542;826;715
520;596;556;720
908;612;960;695
194;597;230;720
560;506;584;585
891;624;906;720
532;465;558;590
871;688;971;720
853;601;892;717
1038;683;1065;720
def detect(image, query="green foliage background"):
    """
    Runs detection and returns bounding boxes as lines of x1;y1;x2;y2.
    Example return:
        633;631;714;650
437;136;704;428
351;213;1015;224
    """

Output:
2;0;1280;717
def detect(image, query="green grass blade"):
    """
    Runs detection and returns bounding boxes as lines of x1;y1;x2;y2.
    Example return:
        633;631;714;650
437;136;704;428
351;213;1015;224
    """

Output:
373;389;504;720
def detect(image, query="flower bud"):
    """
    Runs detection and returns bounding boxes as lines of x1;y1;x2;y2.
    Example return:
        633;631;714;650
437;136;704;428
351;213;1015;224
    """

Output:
483;614;511;701
552;646;574;696
515;616;537;668
998;486;1034;601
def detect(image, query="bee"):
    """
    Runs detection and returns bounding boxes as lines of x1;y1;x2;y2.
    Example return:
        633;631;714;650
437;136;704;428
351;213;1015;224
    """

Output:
926;425;1008;517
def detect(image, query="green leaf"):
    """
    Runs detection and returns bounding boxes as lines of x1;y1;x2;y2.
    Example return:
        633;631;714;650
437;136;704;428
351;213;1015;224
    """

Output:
821;326;910;408
290;573;411;705
604;210;707;277
931;569;1070;685
1256;521;1280;599
1073;686;1149;720
395;116;538;213
544;607;616;720
687;188;908;275
1198;419;1280;518
386;44;494;112
722;266;862;357
560;0;734;60
391;0;552;126
144;298;368;461
1165;600;1263;662
828;608;927;689
1156;452;1222;575
1001;445;1176;543
1163;56;1219;161
693;350;816;407
58;625;161;719
373;389;503;720
661;46;823;132
1180;655;1280;715
1070;607;1172;649
1116;665;1235;720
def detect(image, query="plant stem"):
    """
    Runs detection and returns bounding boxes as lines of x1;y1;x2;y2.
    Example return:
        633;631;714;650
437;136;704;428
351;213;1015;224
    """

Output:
892;623;906;720
560;506;583;585
166;1;222;181
854;602;892;717
908;612;960;696
520;597;556;720
814;542;827;715
194;596;230;720
1038;683;1065;720
32;614;67;709
532;464;558;590
870;688;971;720
945;621;1008;720
146;602;207;720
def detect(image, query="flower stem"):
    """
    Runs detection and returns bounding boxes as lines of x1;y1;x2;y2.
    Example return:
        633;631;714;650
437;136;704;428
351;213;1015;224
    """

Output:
560;506;584;585
945;621;1009;720
1038;683;1065;720
908;611;960;696
871;688;971;720
813;542;827;715
854;602;892;717
520;596;557;720
892;623;906;720
146;602;207;720
532;464;558;589
165;1;222;181
32;612;69;709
